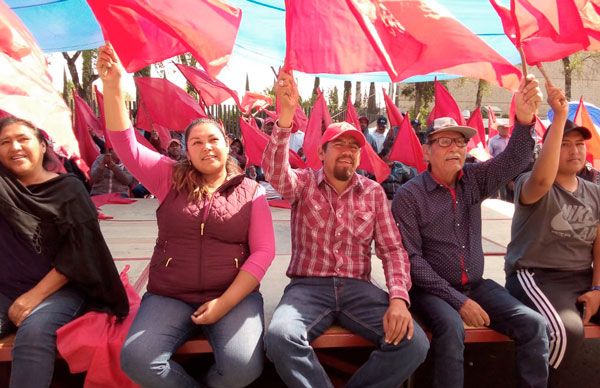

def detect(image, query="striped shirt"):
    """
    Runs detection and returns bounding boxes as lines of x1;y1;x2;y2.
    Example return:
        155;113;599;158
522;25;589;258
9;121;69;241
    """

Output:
262;125;411;302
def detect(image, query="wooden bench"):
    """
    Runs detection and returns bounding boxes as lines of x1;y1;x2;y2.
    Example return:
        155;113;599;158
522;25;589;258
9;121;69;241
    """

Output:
2;323;599;362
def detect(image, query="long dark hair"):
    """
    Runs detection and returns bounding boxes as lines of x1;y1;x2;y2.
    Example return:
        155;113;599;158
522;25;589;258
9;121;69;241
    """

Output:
172;118;241;201
0;116;62;173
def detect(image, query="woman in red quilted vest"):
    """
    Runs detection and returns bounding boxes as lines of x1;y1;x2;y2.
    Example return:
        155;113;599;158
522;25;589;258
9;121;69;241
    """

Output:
97;43;276;388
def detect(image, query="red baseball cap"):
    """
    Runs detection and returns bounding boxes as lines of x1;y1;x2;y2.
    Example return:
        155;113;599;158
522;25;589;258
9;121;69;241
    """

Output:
321;122;366;147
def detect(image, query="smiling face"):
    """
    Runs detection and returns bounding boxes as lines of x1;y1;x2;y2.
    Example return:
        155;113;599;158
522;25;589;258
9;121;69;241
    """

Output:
319;133;361;182
0;122;47;180
558;131;587;176
425;130;467;182
185;122;229;176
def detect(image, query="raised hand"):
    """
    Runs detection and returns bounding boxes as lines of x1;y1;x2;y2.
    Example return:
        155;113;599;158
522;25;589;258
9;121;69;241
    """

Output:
546;83;568;119
274;70;299;129
96;41;125;90
514;74;543;125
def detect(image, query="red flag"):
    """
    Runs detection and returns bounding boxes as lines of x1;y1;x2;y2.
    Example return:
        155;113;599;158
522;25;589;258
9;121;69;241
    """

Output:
175;63;241;108
346;95;390;182
490;0;589;65
293;105;309;132
487;105;499;140
94;87;112;150
427;80;465;126
574;96;600;167
73;94;101;167
388;113;427;172
134;77;206;133
534;115;546;141
285;0;521;90
240;92;272;114
238;117;305;168
466;107;492;162
303;91;332;170
576;0;600;50
382;88;404;128
87;0;241;77
0;1;75;156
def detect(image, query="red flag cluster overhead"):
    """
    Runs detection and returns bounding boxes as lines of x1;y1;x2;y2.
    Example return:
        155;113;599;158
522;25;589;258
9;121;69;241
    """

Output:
240;92;272;114
0;1;75;156
285;0;521;90
175;63;241;108
490;0;591;65
87;0;241;77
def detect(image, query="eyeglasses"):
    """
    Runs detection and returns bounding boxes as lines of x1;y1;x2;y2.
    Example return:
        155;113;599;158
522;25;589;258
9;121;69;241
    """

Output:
428;136;468;148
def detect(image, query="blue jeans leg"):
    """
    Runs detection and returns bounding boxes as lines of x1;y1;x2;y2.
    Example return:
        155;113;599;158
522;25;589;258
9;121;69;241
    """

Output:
265;278;337;388
470;279;549;388
338;279;429;388
202;291;265;388
410;287;465;388
120;292;201;388
10;286;86;388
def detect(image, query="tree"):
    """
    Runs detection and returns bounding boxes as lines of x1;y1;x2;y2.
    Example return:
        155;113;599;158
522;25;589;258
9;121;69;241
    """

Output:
177;53;199;100
245;73;250;91
354;81;362;110
342;81;352;107
394;83;401;107
62;49;98;105
563;57;573;101
328;86;340;117
402;81;435;119
367;82;377;114
561;53;600;101
475;79;490;107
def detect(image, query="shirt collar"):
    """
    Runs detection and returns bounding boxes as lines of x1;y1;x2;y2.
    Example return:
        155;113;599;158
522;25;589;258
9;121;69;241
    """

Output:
423;169;464;192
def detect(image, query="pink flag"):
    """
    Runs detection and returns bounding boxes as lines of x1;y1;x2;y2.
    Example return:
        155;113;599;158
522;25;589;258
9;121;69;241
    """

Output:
285;0;521;90
427;80;465;126
574;96;600;167
382;88;404;128
466;107;491;162
87;0;241;77
388;113;427;172
134;77;206;133
303;91;332;170
240;92;272;114
238;117;305;168
94;87;112;150
490;0;589;65
487;105;499;140
0;1;75;156
175;63;241;108
534;115;547;141
73;94;101;168
576;0;600;51
346;95;390;182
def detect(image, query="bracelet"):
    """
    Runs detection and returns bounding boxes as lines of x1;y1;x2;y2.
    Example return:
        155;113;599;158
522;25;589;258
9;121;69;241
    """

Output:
590;286;600;292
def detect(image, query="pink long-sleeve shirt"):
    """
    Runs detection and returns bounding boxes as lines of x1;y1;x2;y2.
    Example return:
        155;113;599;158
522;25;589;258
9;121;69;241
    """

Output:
109;128;275;282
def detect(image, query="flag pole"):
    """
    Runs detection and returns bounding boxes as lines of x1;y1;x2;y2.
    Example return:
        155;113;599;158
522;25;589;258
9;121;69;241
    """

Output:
536;63;553;86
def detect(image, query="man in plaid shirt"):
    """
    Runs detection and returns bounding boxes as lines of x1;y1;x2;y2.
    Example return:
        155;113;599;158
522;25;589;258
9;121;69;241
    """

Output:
263;71;429;388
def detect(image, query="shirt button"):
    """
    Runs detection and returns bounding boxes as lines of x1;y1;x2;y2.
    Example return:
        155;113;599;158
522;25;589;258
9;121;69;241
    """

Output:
461;245;465;249
336;232;341;236
334;249;339;253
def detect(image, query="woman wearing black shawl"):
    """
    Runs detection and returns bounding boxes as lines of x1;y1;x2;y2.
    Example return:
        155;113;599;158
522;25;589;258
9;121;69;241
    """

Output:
0;116;128;388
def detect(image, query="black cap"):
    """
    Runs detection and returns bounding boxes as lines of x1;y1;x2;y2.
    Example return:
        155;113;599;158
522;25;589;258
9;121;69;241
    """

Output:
543;119;592;142
377;116;388;125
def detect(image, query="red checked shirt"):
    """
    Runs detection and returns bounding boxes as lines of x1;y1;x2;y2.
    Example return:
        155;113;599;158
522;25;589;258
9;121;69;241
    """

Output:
262;125;411;302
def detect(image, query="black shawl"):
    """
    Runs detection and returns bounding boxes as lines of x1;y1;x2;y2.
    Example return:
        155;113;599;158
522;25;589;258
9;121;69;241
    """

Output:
0;165;128;318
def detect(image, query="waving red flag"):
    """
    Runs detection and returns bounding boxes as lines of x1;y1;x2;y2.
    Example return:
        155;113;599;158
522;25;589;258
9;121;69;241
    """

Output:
466;107;491;162
0;1;75;156
303;91;332;170
388;113;427;172
576;0;600;51
487;105;499;140
175;63;241;108
239;117;305;168
87;0;241;77
574;97;600;167
346;95;390;182
382;88;404;127
240;92;272;114
134;77;206;133
427;80;465;126
286;0;521;90
490;0;589;65
94;87;113;150
73;94;101;167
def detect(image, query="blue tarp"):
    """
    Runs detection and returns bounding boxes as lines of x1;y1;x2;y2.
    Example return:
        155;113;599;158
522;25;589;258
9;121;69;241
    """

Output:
6;0;521;83
547;102;600;128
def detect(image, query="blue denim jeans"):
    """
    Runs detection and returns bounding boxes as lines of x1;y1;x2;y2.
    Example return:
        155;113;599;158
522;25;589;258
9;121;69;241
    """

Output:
0;287;86;388
265;277;429;388
411;279;549;388
121;291;264;388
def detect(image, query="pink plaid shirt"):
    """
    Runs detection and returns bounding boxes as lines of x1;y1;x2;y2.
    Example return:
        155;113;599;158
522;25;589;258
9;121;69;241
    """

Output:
262;125;411;302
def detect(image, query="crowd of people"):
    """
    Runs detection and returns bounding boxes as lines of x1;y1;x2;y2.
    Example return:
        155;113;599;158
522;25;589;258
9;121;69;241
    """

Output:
0;41;599;388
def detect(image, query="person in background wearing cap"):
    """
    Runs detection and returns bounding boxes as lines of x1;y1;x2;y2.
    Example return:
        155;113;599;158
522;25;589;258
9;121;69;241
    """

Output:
358;115;378;151
488;124;513;201
263;117;275;136
166;138;183;161
505;85;600;385
262;70;429;388
392;74;549;388
372;115;388;154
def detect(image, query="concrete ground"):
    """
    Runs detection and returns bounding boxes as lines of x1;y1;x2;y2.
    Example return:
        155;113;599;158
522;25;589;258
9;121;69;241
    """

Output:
2;198;598;387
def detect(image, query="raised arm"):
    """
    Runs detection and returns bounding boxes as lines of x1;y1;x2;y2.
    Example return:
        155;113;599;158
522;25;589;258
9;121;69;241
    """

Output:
96;42;130;132
519;84;568;205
